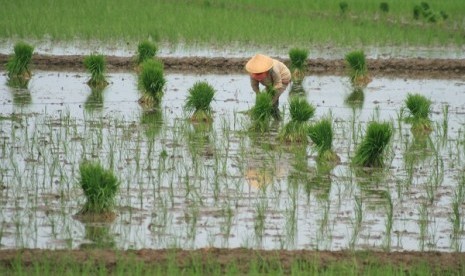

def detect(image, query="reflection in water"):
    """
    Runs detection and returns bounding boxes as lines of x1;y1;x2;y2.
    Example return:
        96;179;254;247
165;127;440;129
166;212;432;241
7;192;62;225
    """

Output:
404;133;434;168
289;81;306;96
344;88;364;109
186;121;214;159
141;108;164;141
8;86;32;106
79;223;116;249
84;87;105;111
245;158;289;189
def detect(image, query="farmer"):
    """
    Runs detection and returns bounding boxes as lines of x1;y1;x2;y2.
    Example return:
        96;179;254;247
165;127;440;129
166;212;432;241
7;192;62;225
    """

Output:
245;54;292;120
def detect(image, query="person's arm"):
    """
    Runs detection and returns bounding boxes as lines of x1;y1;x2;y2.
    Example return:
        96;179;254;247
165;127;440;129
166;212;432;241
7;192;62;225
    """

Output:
270;69;283;103
250;77;260;94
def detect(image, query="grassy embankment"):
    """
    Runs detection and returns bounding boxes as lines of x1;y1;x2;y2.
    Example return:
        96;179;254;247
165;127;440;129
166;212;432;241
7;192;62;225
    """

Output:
1;249;464;275
0;0;464;49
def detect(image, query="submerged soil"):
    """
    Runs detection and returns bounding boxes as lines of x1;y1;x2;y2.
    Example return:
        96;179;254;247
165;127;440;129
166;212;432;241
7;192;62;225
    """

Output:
0;248;464;273
1;53;465;78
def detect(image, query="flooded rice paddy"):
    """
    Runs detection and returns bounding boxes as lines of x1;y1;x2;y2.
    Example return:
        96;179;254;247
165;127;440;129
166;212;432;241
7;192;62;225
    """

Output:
1;70;465;252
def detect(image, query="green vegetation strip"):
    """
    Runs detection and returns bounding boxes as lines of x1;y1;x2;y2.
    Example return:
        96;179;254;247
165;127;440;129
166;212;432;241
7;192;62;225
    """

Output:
0;249;464;275
1;0;464;48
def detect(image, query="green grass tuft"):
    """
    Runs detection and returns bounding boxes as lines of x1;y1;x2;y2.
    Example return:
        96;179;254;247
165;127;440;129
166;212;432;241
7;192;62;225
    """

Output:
83;54;108;88
136;40;158;64
78;161;120;214
184;81;216;122
352;121;392;167
6;42;34;80
138;59;166;106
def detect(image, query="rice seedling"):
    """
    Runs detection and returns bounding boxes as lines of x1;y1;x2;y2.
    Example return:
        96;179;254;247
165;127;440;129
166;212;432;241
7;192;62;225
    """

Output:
249;91;274;132
184;81;216;123
6;42;34;80
345;50;371;87
403;93;433;135
6;42;34;88
379;2;389;13
83;54;108;88
136;40;158;65
138;59;166;107
352;121;392;167
76;160;120;221
288;48;308;83
279;96;315;143
339;2;348;15
308;118;340;164
413;2;445;23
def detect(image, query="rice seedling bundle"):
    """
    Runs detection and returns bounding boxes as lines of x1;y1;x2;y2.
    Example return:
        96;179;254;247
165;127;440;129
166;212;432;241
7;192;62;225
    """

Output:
83;54;108;88
136;40;158;64
308;119;340;164
138;59;166;106
250;92;274;132
6;42;34;79
352;121;392;167
280;96;315;143
78;161;120;215
184;81;216;122
288;48;308;82
345;50;371;87
404;93;433;134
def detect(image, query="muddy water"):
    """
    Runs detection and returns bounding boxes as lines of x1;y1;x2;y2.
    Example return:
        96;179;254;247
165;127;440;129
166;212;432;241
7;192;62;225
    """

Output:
1;71;465;251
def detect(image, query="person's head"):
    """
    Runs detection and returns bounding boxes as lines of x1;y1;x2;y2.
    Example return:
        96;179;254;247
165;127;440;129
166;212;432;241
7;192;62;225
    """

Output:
245;54;273;80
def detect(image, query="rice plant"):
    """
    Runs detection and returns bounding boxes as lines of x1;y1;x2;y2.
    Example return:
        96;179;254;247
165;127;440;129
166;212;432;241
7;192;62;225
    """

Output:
6;42;34;86
288;48;308;82
352;121;392;167
184;81;216;122
77;161;120;218
250;91;274;132
308;118;340;164
403;93;433;134
339;2;348;14
138;59;166;107
345;50;371;87
136;40;158;65
279;96;315;143
83;54;108;88
379;2;389;13
413;2;445;23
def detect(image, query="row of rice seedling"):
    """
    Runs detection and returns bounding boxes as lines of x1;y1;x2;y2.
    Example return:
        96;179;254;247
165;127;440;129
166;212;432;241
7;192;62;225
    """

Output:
1;1;463;48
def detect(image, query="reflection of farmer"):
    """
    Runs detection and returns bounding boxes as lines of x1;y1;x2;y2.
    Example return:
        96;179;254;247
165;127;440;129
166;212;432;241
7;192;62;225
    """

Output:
245;54;291;120
245;158;290;189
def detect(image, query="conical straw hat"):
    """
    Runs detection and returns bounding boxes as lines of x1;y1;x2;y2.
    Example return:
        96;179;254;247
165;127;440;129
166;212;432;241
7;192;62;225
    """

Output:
245;54;273;74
